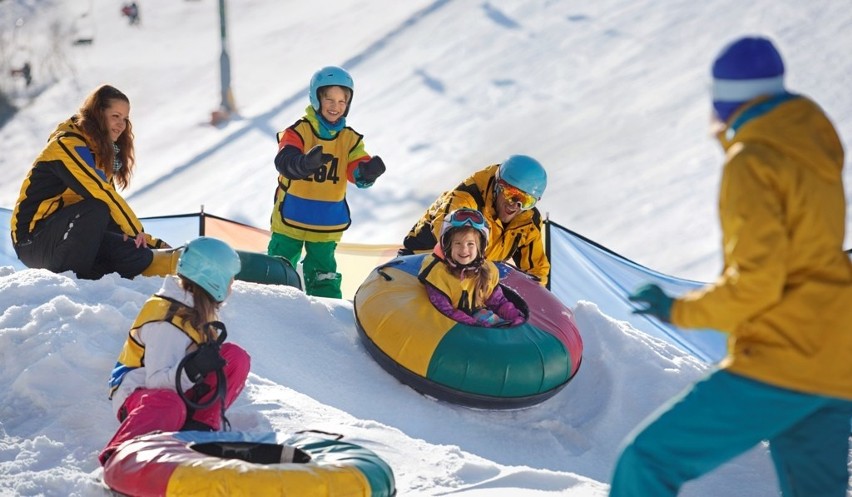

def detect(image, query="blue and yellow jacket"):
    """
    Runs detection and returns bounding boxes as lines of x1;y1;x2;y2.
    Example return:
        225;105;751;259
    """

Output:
672;94;852;400
11;119;165;248
270;107;370;243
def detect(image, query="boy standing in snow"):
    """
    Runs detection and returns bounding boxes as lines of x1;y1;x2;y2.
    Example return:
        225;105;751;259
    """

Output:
268;66;386;298
611;36;852;497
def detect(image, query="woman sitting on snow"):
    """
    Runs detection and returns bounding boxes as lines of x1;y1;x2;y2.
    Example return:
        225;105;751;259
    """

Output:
10;84;168;280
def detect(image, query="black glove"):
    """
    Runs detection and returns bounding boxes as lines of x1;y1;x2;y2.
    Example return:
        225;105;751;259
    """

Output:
358;156;386;184
183;344;226;383
303;145;334;174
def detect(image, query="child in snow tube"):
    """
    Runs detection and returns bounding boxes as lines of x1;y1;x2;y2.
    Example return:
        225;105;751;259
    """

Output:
419;208;525;327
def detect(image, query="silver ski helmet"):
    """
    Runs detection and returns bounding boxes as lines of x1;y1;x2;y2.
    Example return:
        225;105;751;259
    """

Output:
177;237;241;302
309;66;354;117
439;208;490;264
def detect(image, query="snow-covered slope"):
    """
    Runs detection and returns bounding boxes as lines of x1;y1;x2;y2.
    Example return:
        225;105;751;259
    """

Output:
0;268;779;496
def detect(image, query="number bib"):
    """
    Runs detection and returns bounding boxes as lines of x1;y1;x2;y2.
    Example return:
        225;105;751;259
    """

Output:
272;120;365;234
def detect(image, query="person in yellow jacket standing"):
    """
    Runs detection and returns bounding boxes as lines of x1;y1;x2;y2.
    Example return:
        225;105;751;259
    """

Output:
11;84;168;280
401;155;550;286
269;66;385;298
611;36;852;497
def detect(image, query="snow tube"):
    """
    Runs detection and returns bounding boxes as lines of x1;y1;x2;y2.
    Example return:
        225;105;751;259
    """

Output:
234;250;302;289
102;431;395;497
354;254;583;409
142;245;302;290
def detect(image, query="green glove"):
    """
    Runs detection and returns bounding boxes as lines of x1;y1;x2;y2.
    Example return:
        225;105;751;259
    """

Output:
628;283;673;322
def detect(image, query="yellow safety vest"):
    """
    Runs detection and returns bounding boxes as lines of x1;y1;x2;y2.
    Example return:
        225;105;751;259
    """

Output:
108;295;210;398
271;119;364;234
418;254;499;313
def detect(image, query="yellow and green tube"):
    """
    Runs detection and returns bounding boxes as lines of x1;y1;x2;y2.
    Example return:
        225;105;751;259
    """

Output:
354;254;583;409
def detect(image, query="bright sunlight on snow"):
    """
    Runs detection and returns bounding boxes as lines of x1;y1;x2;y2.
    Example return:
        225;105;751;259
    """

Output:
1;0;851;495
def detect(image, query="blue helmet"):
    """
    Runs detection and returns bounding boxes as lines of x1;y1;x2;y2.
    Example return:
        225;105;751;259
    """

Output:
177;237;241;302
309;66;354;116
497;155;547;200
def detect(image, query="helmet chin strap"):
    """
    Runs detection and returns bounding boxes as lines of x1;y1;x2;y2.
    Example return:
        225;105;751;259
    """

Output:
446;255;485;278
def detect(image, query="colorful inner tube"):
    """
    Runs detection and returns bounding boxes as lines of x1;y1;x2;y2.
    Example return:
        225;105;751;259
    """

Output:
102;431;395;497
354;254;583;409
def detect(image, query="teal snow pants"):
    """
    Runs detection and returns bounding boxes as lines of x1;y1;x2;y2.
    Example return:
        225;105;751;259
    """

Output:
268;233;342;298
609;370;852;497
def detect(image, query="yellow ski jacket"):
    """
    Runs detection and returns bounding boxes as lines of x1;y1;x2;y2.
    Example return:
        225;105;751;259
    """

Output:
270;107;370;242
671;94;852;400
11;119;164;248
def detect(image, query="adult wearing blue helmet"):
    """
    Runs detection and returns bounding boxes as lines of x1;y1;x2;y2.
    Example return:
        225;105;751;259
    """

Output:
401;155;550;285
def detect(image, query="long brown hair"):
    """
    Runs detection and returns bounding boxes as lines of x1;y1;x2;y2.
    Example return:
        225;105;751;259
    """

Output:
176;276;221;338
446;226;493;309
75;84;135;190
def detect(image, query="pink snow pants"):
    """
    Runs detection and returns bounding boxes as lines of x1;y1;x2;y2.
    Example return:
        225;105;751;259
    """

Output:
98;343;250;465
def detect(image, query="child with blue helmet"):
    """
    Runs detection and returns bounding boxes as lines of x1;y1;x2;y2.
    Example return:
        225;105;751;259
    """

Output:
418;208;525;327
99;237;250;466
268;66;386;298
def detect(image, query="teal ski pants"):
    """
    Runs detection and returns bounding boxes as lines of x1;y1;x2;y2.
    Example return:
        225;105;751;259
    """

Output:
610;370;852;497
268;233;342;298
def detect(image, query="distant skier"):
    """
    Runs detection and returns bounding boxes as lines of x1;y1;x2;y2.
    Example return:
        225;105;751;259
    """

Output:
611;36;852;497
268;66;386;298
121;2;139;25
400;155;550;286
20;62;31;87
10;62;32;87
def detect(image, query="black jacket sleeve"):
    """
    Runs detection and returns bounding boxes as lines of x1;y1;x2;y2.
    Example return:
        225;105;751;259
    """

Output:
274;145;313;180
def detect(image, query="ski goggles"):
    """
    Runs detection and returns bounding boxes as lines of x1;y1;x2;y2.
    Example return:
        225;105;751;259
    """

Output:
496;179;537;210
447;208;487;231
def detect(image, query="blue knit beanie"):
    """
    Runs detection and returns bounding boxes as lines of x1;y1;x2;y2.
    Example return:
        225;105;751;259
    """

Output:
712;36;785;122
